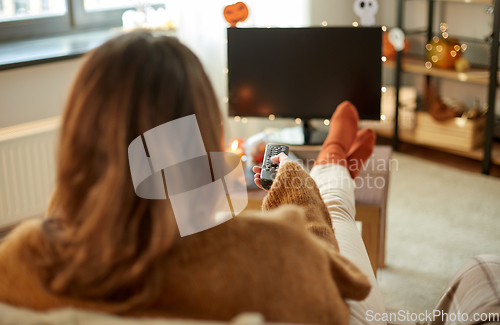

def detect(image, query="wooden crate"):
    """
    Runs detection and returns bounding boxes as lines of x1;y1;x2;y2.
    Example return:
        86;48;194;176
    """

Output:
414;112;485;152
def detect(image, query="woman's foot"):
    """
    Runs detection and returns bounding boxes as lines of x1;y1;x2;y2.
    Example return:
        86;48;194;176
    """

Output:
346;129;376;179
315;101;359;168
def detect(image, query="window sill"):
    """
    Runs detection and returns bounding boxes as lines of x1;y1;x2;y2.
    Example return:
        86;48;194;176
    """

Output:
0;29;124;71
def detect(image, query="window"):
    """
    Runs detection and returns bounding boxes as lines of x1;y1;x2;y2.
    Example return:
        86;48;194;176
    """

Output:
0;0;66;22
84;0;136;12
0;0;164;43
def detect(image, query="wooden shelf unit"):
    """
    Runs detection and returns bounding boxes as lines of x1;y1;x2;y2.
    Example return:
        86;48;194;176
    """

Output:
391;0;500;174
375;127;500;165
426;0;492;3
404;0;492;3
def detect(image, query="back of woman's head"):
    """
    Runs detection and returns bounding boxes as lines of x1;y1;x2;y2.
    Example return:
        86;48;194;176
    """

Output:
43;31;222;308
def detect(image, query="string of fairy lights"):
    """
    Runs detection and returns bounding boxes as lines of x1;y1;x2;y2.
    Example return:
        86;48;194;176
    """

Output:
225;22;466;125
225;20;369;126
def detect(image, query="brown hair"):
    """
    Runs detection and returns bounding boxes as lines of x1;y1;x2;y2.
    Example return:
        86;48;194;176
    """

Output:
43;31;222;309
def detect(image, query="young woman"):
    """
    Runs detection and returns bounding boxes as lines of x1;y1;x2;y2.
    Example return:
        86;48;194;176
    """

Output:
1;31;497;325
0;31;378;325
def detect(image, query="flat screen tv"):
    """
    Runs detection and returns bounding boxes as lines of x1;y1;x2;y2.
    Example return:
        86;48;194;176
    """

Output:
227;27;382;121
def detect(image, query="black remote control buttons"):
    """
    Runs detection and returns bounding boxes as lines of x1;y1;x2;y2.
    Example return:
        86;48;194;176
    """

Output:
260;144;290;190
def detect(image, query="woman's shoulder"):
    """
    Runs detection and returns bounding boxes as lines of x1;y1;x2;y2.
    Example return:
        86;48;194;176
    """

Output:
0;219;55;308
0;219;128;313
0;219;45;257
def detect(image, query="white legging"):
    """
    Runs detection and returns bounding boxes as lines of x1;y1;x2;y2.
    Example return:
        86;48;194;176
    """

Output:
310;163;386;325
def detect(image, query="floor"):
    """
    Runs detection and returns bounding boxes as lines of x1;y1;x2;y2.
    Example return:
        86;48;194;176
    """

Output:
377;137;500;178
376;150;500;313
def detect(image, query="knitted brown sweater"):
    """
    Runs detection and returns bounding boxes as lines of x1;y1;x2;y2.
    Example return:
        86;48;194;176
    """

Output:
0;161;371;324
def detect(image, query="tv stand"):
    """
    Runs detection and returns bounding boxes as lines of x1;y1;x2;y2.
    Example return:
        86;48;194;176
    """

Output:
266;119;328;146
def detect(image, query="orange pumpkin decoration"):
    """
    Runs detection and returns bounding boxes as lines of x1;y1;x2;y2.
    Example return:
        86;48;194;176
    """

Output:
224;2;248;27
426;36;462;70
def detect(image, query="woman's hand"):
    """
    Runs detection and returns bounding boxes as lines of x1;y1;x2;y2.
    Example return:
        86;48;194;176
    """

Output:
252;153;291;191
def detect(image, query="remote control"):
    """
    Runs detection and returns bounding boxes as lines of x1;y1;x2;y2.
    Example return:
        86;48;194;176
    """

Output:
260;144;289;190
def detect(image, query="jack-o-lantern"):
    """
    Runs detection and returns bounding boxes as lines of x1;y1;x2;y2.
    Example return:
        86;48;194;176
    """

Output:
382;31;409;60
224;2;248;27
426;36;462;69
426;23;465;70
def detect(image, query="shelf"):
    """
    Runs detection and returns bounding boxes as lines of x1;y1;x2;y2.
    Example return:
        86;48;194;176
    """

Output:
440;0;492;3
403;29;491;44
404;0;493;3
375;127;500;165
384;58;497;85
287;128;500;166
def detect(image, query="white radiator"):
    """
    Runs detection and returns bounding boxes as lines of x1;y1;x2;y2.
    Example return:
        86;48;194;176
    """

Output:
0;117;60;229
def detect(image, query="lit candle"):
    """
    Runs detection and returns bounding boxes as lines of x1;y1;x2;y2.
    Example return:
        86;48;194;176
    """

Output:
228;138;245;158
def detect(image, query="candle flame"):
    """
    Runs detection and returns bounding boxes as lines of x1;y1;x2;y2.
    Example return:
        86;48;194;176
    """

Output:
231;139;239;151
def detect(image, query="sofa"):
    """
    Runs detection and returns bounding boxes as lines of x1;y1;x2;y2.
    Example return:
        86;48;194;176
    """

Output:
0;303;270;325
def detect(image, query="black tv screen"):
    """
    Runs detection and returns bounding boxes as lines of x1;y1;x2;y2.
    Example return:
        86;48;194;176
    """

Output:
227;27;382;120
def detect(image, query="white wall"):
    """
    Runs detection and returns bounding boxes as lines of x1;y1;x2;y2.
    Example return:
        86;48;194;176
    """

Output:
0;59;82;129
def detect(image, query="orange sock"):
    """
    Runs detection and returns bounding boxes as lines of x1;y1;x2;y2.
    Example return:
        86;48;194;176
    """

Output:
315;101;359;168
346;129;376;179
